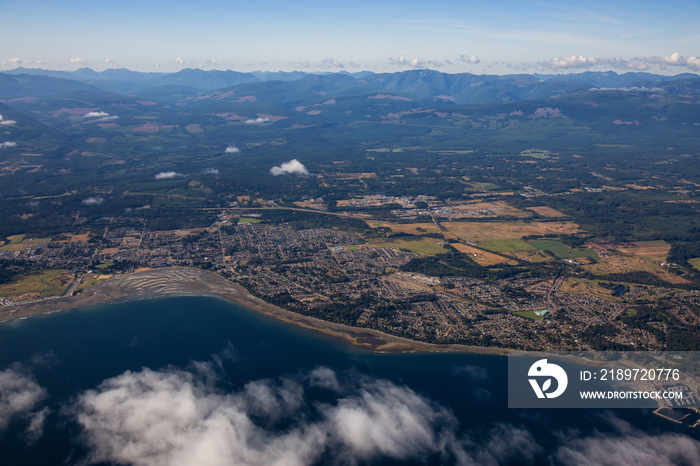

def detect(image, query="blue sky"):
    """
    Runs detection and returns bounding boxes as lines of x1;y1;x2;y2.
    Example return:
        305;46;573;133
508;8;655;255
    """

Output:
1;0;699;74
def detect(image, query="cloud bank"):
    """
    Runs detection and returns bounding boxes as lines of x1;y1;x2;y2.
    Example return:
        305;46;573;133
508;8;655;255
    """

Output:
0;366;48;438
538;52;700;72
270;159;309;176
0;115;16;126
225;145;240;154
0;142;17;149
155;171;184;180
69;366;459;466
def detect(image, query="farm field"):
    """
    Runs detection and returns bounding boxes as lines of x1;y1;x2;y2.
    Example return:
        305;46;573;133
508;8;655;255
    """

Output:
616;240;671;261
369;236;447;255
689;257;700;272
526;206;567;217
583;251;687;284
450;243;514;266
366;221;442;236
441;221;581;243
442;200;530;218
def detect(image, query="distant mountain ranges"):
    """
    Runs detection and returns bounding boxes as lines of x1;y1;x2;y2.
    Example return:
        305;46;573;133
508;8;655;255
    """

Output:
3;67;699;105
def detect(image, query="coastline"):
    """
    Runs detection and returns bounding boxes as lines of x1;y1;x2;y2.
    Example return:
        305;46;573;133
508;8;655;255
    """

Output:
0;267;508;355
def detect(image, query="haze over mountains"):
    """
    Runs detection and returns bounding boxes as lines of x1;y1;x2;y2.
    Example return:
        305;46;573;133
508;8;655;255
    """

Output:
4;67;700;104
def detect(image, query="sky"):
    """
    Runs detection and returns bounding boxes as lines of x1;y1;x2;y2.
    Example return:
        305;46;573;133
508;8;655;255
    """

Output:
1;0;699;75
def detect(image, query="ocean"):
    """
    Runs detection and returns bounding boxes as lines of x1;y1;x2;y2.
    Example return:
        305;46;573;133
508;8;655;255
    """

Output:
0;296;698;465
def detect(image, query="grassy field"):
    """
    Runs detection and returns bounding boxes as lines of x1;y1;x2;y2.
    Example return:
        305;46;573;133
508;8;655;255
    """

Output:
451;243;514;266
442;221;581;243
689;257;700;272
0;269;73;300
366;221;442;236
517;311;544;320
478;238;536;253
0;236;53;251
617;240;670;262
528;239;571;258
370;236;447;255
526;206;566;218
584;251;688;284
239;217;263;224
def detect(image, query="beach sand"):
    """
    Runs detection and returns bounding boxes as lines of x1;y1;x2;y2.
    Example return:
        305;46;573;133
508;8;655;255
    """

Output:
0;267;507;354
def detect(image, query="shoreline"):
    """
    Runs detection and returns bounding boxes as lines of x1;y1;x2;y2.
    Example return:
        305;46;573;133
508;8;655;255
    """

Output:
0;267;509;355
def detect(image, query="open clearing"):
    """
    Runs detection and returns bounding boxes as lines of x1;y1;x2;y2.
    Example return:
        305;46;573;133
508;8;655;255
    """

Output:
443;200;530;218
451;243;514;266
441;221;581;243
526;206;567;217
0;269;73;301
366;221;442;236
477;238;536;253
584;251;688;284
689;258;700;271
616;240;670;262
369;236;447;255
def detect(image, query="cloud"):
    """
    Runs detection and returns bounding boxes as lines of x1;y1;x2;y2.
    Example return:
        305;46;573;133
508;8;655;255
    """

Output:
155;171;184;180
174;56;186;67
270;159;309;176
205;59;217;67
537;53;700;72
225;145;240;154
554;429;700;466
0;142;17;149
10;57;22;65
389;56;426;68
459;55;480;64
83;111;109;119
293;60;311;68
102;58;114;64
319;57;345;69
70;57;88;66
68;365;463;466
0;366;48;434
202;168;219;175
82;197;104;205
0;115;16;126
243;117;270;125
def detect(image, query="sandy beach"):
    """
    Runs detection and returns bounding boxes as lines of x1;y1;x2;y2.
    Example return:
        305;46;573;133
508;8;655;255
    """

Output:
0;267;508;354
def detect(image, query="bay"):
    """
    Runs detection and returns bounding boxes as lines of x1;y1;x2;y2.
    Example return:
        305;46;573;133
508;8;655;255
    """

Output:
0;296;697;465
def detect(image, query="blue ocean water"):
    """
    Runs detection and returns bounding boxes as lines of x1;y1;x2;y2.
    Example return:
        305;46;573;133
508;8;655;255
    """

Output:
0;297;697;465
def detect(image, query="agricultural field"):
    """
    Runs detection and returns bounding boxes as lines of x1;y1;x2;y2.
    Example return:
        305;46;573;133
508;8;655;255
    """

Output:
441;221;581;243
450;243;515;266
366;221;442;236
583;249;687;284
0;269;74;302
0;235;52;251
559;277;622;301
239;217;263;224
442;200;530;218
616;240;671;262
477;238;536;253
526;206;567;217
369;236;447;255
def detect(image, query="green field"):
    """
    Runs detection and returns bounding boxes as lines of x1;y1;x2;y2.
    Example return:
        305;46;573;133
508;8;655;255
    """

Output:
478;238;536;253
239;217;263;224
528;240;572;258
370;236;447;255
517;311;545;320
0;269;72;299
689;257;700;272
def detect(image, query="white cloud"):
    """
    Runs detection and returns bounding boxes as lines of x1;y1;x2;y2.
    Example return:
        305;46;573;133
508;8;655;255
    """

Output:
554;430;700;466
244;117;270;125
0;115;16;126
204;59;217;67
459;55;480;64
0;366;48;433
0;142;17;149
537;53;700;72
390;56;426;68
293;60;311;68
270;159;309;176
82;197;104;205
319;57;344;68
94;116;119;122
68;366;462;466
225;146;240;154
70;57;88;66
10;57;22;65
83;111;109;119
155;171;184;180
102;58;114;64
202;168;219;175
174;56;186;67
